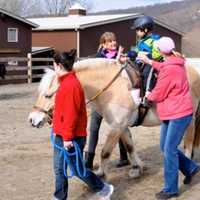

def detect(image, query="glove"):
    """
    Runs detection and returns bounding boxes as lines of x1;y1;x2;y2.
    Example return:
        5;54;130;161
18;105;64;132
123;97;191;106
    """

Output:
127;50;138;61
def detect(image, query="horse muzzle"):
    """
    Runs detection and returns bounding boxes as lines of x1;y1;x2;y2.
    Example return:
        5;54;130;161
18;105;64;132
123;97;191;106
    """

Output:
28;111;46;128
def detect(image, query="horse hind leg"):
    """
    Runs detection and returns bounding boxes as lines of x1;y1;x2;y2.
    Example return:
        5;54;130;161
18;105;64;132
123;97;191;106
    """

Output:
120;128;145;178
184;119;195;158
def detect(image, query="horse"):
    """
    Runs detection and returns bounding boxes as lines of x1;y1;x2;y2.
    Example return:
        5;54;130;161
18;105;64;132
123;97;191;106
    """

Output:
28;56;200;178
0;63;6;79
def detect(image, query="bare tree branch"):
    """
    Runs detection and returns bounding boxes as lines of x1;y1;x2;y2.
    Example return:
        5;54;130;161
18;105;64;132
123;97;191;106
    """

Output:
0;0;94;17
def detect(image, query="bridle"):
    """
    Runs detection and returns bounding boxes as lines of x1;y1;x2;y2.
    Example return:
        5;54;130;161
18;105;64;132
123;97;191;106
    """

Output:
33;90;56;125
33;105;53;124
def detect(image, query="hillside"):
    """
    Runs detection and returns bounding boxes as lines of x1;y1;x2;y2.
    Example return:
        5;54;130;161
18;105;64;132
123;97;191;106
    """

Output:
95;0;200;57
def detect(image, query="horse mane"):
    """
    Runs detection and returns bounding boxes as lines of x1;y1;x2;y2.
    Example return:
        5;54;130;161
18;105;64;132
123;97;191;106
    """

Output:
73;58;119;71
38;68;56;95
38;58;119;95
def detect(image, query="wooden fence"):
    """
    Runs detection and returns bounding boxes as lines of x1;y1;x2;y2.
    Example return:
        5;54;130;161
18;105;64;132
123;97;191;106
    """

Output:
0;53;53;85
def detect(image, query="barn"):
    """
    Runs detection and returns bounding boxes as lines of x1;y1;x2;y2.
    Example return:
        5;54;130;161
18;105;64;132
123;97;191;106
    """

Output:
0;8;38;85
28;3;183;57
0;8;38;58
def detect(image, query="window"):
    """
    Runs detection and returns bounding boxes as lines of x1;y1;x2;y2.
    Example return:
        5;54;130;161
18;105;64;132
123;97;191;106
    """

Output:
7;28;18;42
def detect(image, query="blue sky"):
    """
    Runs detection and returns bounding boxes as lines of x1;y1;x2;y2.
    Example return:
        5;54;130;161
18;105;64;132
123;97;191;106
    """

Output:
91;0;183;12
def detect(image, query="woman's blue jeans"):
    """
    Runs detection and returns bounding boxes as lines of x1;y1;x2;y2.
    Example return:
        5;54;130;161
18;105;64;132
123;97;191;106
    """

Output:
160;114;198;194
53;135;104;200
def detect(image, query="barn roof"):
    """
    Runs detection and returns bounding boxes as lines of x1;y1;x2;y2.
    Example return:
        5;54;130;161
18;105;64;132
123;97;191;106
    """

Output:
0;8;38;28
32;47;54;55
28;13;183;35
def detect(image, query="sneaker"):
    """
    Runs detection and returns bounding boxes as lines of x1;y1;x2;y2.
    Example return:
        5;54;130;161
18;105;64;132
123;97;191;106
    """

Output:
183;165;200;185
155;191;178;200
97;183;114;200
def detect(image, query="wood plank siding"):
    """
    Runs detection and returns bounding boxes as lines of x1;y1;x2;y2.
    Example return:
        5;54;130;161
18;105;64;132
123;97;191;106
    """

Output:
0;14;32;57
32;30;77;52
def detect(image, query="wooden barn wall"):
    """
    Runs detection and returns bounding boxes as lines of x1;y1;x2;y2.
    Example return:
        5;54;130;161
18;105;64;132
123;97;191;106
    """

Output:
32;30;77;52
0;14;32;57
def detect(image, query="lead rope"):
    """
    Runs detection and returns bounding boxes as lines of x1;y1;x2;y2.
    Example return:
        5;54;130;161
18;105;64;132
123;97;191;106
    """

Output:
50;130;87;178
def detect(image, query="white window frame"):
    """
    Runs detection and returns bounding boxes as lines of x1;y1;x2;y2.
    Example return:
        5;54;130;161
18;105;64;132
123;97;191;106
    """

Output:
7;28;18;42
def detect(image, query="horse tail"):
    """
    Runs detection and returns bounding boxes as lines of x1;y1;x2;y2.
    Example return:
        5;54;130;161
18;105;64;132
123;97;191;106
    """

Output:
193;102;200;147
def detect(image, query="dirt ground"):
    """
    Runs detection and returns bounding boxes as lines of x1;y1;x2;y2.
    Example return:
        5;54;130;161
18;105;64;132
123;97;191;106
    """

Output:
1;83;200;200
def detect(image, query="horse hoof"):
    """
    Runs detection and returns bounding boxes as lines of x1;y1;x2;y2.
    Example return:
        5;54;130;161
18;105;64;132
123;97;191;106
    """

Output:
128;167;141;178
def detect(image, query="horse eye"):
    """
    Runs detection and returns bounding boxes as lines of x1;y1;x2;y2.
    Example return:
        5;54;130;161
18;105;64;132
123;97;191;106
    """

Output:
45;94;51;98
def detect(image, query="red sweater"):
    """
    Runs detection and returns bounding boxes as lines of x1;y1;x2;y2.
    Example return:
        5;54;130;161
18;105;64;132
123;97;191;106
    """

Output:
147;56;193;120
53;72;87;141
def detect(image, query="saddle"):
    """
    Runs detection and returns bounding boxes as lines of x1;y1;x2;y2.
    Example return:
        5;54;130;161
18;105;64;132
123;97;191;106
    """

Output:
126;62;156;127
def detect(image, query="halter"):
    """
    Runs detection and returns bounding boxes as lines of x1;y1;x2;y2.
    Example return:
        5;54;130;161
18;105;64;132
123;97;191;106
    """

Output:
33;105;53;124
32;87;58;124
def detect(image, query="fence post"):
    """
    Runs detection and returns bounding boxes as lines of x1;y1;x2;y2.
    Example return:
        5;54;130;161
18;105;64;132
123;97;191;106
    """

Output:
27;53;32;83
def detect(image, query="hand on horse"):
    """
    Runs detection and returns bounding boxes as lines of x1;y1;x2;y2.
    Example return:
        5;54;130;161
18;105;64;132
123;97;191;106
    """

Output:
118;53;128;64
116;45;127;63
64;141;73;150
137;53;152;65
145;91;151;98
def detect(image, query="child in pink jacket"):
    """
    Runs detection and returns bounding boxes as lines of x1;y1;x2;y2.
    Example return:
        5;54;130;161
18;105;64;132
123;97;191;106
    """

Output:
139;37;199;200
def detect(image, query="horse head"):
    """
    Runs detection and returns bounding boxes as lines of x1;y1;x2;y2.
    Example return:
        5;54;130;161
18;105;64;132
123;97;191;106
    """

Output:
28;68;58;128
28;49;77;128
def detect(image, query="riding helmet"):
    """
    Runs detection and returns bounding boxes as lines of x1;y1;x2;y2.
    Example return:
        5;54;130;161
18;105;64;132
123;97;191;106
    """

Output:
132;16;154;31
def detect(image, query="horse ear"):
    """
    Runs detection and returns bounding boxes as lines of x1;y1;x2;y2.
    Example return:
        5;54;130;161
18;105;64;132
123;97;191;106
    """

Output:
69;49;77;58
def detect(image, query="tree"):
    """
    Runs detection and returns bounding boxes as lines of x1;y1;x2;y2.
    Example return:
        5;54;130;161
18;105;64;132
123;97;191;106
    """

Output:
41;0;93;15
0;0;43;17
0;0;24;15
0;0;94;17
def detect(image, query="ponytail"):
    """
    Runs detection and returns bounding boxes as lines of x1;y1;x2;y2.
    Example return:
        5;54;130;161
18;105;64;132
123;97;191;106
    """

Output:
171;50;185;58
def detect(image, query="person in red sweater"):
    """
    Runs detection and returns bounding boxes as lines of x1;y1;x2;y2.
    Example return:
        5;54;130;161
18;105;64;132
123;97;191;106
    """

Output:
138;37;200;200
52;50;114;200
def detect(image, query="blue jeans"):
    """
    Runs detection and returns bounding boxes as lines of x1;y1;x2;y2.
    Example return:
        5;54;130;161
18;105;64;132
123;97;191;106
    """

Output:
160;114;198;194
53;135;104;200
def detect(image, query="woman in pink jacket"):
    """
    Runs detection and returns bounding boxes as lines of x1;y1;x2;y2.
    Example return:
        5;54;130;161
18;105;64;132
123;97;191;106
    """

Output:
138;37;200;200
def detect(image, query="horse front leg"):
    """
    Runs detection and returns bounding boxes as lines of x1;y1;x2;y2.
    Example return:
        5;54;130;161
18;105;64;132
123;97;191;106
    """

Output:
96;128;121;178
120;128;145;178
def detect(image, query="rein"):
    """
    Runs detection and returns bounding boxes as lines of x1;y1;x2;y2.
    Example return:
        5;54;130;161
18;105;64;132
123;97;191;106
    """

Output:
86;62;128;104
86;60;141;104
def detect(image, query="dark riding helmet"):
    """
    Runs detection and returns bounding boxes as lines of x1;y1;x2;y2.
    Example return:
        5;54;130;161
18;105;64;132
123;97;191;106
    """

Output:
132;16;154;31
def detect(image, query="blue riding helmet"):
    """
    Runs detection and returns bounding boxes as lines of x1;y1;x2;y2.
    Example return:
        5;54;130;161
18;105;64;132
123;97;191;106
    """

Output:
131;16;154;31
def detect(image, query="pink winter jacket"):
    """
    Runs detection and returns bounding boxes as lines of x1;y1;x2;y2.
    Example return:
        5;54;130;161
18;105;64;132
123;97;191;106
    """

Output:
147;56;193;120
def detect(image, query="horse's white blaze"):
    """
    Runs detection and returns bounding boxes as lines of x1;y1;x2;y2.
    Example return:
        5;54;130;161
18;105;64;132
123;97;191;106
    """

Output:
38;68;56;95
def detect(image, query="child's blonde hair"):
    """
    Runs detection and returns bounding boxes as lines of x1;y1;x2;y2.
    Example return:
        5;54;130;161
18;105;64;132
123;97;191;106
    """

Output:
98;32;117;50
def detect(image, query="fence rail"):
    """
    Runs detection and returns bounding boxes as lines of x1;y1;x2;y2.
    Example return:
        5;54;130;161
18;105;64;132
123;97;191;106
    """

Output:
0;53;53;85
